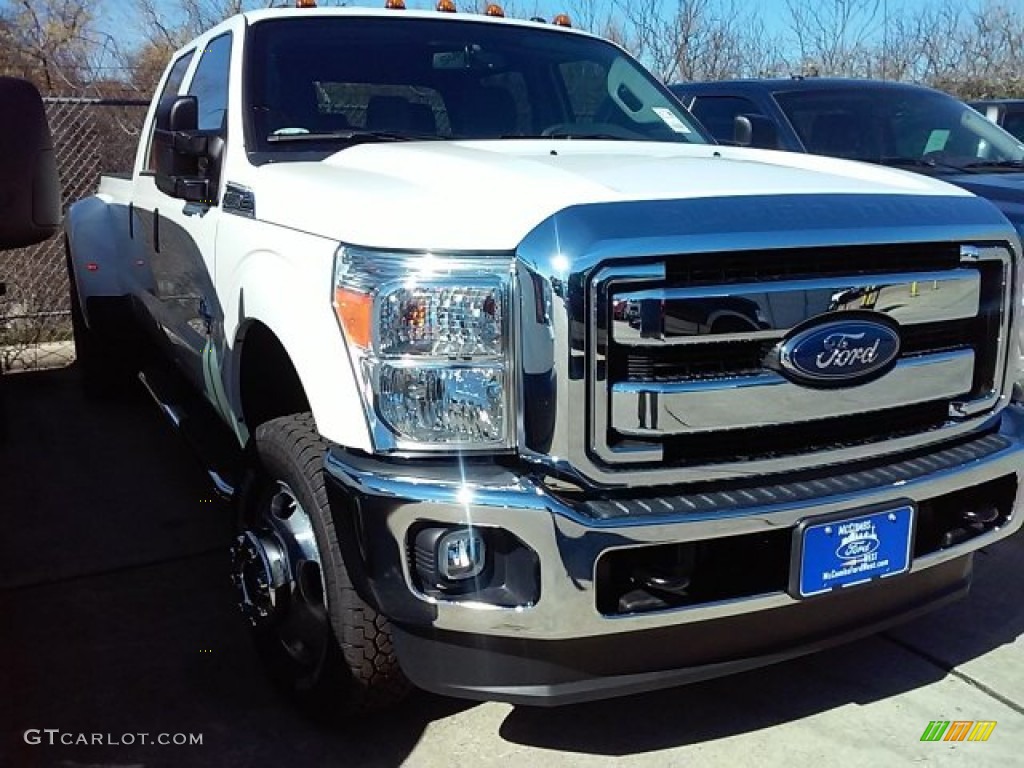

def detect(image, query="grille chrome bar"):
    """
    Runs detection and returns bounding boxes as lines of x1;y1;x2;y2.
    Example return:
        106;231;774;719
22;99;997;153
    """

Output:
612;269;981;345
612;349;975;436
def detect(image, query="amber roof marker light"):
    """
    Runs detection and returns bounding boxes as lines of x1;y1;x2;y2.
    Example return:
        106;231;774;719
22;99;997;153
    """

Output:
385;0;407;8
484;3;505;17
295;0;316;7
553;13;572;26
436;0;457;11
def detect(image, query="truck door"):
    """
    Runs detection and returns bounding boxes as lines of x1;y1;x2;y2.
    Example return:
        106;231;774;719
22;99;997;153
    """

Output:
135;33;232;393
132;50;194;313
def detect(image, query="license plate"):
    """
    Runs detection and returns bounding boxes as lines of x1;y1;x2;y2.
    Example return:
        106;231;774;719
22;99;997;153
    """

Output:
794;504;915;598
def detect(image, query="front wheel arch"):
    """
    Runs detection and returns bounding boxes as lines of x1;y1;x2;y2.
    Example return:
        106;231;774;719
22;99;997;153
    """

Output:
235;320;310;438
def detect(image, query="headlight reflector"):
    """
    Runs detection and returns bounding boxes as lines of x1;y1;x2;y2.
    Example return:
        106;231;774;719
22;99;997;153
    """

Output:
379;284;504;357
377;364;504;443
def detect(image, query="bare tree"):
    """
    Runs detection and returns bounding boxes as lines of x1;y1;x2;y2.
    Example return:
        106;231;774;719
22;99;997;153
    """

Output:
0;0;101;92
785;0;881;76
614;0;775;83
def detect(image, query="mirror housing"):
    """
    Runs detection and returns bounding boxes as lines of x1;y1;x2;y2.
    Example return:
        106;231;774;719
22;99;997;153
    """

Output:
0;77;61;249
153;95;220;203
734;113;779;149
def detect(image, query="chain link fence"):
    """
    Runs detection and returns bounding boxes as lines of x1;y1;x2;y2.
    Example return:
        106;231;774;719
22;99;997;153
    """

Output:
0;97;149;371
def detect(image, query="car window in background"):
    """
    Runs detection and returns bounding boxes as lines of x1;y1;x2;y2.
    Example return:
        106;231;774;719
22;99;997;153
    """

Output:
775;87;1024;168
689;95;761;144
1000;111;1024;142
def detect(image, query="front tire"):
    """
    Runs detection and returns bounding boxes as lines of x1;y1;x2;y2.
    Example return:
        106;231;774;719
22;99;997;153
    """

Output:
232;413;410;715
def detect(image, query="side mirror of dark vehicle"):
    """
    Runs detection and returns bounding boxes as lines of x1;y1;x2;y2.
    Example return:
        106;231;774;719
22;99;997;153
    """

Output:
734;114;778;150
0;77;61;250
153;95;222;204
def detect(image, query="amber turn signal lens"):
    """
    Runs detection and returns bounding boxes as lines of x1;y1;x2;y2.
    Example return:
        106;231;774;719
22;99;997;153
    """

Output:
334;287;374;349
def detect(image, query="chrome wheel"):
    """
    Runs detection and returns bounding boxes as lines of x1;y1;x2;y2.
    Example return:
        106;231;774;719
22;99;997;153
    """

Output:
232;481;329;668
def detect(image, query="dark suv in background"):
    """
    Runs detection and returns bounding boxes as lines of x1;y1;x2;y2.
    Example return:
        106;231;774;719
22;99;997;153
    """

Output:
670;78;1024;223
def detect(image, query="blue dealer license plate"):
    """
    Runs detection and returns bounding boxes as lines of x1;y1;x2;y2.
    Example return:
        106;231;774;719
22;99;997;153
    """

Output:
796;505;914;597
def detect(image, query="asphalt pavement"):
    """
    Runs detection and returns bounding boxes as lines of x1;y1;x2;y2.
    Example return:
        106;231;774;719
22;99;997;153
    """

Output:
1;365;1022;767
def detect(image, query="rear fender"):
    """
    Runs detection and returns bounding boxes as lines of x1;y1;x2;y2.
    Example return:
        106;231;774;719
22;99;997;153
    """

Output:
65;194;146;328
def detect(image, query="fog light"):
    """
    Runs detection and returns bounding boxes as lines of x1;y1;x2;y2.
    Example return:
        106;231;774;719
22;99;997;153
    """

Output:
411;524;540;606
438;528;486;581
414;526;488;591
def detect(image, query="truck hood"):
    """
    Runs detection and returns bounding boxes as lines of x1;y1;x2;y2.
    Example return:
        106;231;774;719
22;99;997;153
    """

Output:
249;141;972;250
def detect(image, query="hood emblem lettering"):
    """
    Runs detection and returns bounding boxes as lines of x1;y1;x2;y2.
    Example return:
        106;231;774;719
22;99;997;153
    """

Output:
773;314;900;387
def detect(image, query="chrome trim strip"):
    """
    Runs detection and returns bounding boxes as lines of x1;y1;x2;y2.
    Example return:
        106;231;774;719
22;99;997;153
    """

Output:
612;349;975;435
590;263;665;466
613;269;981;345
951;245;1012;418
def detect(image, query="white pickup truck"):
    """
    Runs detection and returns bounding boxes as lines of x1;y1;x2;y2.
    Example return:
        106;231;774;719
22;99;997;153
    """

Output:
66;6;1024;713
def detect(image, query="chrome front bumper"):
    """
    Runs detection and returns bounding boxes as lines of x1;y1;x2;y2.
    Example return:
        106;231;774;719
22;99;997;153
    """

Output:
323;407;1024;643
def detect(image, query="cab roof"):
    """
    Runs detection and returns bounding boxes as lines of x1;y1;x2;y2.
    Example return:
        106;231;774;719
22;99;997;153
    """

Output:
240;6;596;39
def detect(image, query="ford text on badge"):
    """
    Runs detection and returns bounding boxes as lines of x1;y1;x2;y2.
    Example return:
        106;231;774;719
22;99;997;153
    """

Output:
777;314;901;386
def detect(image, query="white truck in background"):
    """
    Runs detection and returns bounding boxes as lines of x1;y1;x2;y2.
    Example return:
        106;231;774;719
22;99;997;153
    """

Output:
65;6;1024;714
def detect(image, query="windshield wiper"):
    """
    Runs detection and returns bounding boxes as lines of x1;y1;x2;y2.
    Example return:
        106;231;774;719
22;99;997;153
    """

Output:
961;159;1024;170
878;156;974;174
266;130;444;144
542;131;630;140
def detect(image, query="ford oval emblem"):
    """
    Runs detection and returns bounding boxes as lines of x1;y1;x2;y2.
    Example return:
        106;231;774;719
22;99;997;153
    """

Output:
835;534;881;560
776;313;900;388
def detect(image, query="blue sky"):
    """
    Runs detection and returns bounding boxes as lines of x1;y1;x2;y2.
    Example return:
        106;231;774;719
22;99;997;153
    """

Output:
90;0;1014;69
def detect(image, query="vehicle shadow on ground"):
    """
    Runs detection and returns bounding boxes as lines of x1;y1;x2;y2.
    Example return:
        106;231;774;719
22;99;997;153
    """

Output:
0;365;476;768
498;535;1024;756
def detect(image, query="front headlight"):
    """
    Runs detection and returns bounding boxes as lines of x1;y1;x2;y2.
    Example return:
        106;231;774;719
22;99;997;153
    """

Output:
333;246;514;451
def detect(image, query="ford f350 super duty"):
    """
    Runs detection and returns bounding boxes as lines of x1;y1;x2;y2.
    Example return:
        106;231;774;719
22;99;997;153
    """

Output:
65;6;1024;713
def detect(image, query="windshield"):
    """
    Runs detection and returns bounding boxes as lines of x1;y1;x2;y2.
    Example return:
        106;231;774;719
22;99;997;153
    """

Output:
774;86;1024;170
244;16;707;158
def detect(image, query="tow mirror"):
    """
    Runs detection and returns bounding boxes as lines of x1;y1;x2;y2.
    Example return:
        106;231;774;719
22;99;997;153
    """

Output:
734;113;778;149
0;77;60;249
153;95;220;204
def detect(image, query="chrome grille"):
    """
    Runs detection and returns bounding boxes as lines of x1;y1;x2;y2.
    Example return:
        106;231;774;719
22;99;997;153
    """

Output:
590;244;1011;468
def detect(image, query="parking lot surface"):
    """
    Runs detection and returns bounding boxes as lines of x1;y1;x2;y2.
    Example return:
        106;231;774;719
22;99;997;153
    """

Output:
1;365;1022;767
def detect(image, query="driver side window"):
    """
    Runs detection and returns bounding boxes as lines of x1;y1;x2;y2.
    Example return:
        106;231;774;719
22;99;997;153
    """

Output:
188;33;233;133
144;51;194;172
